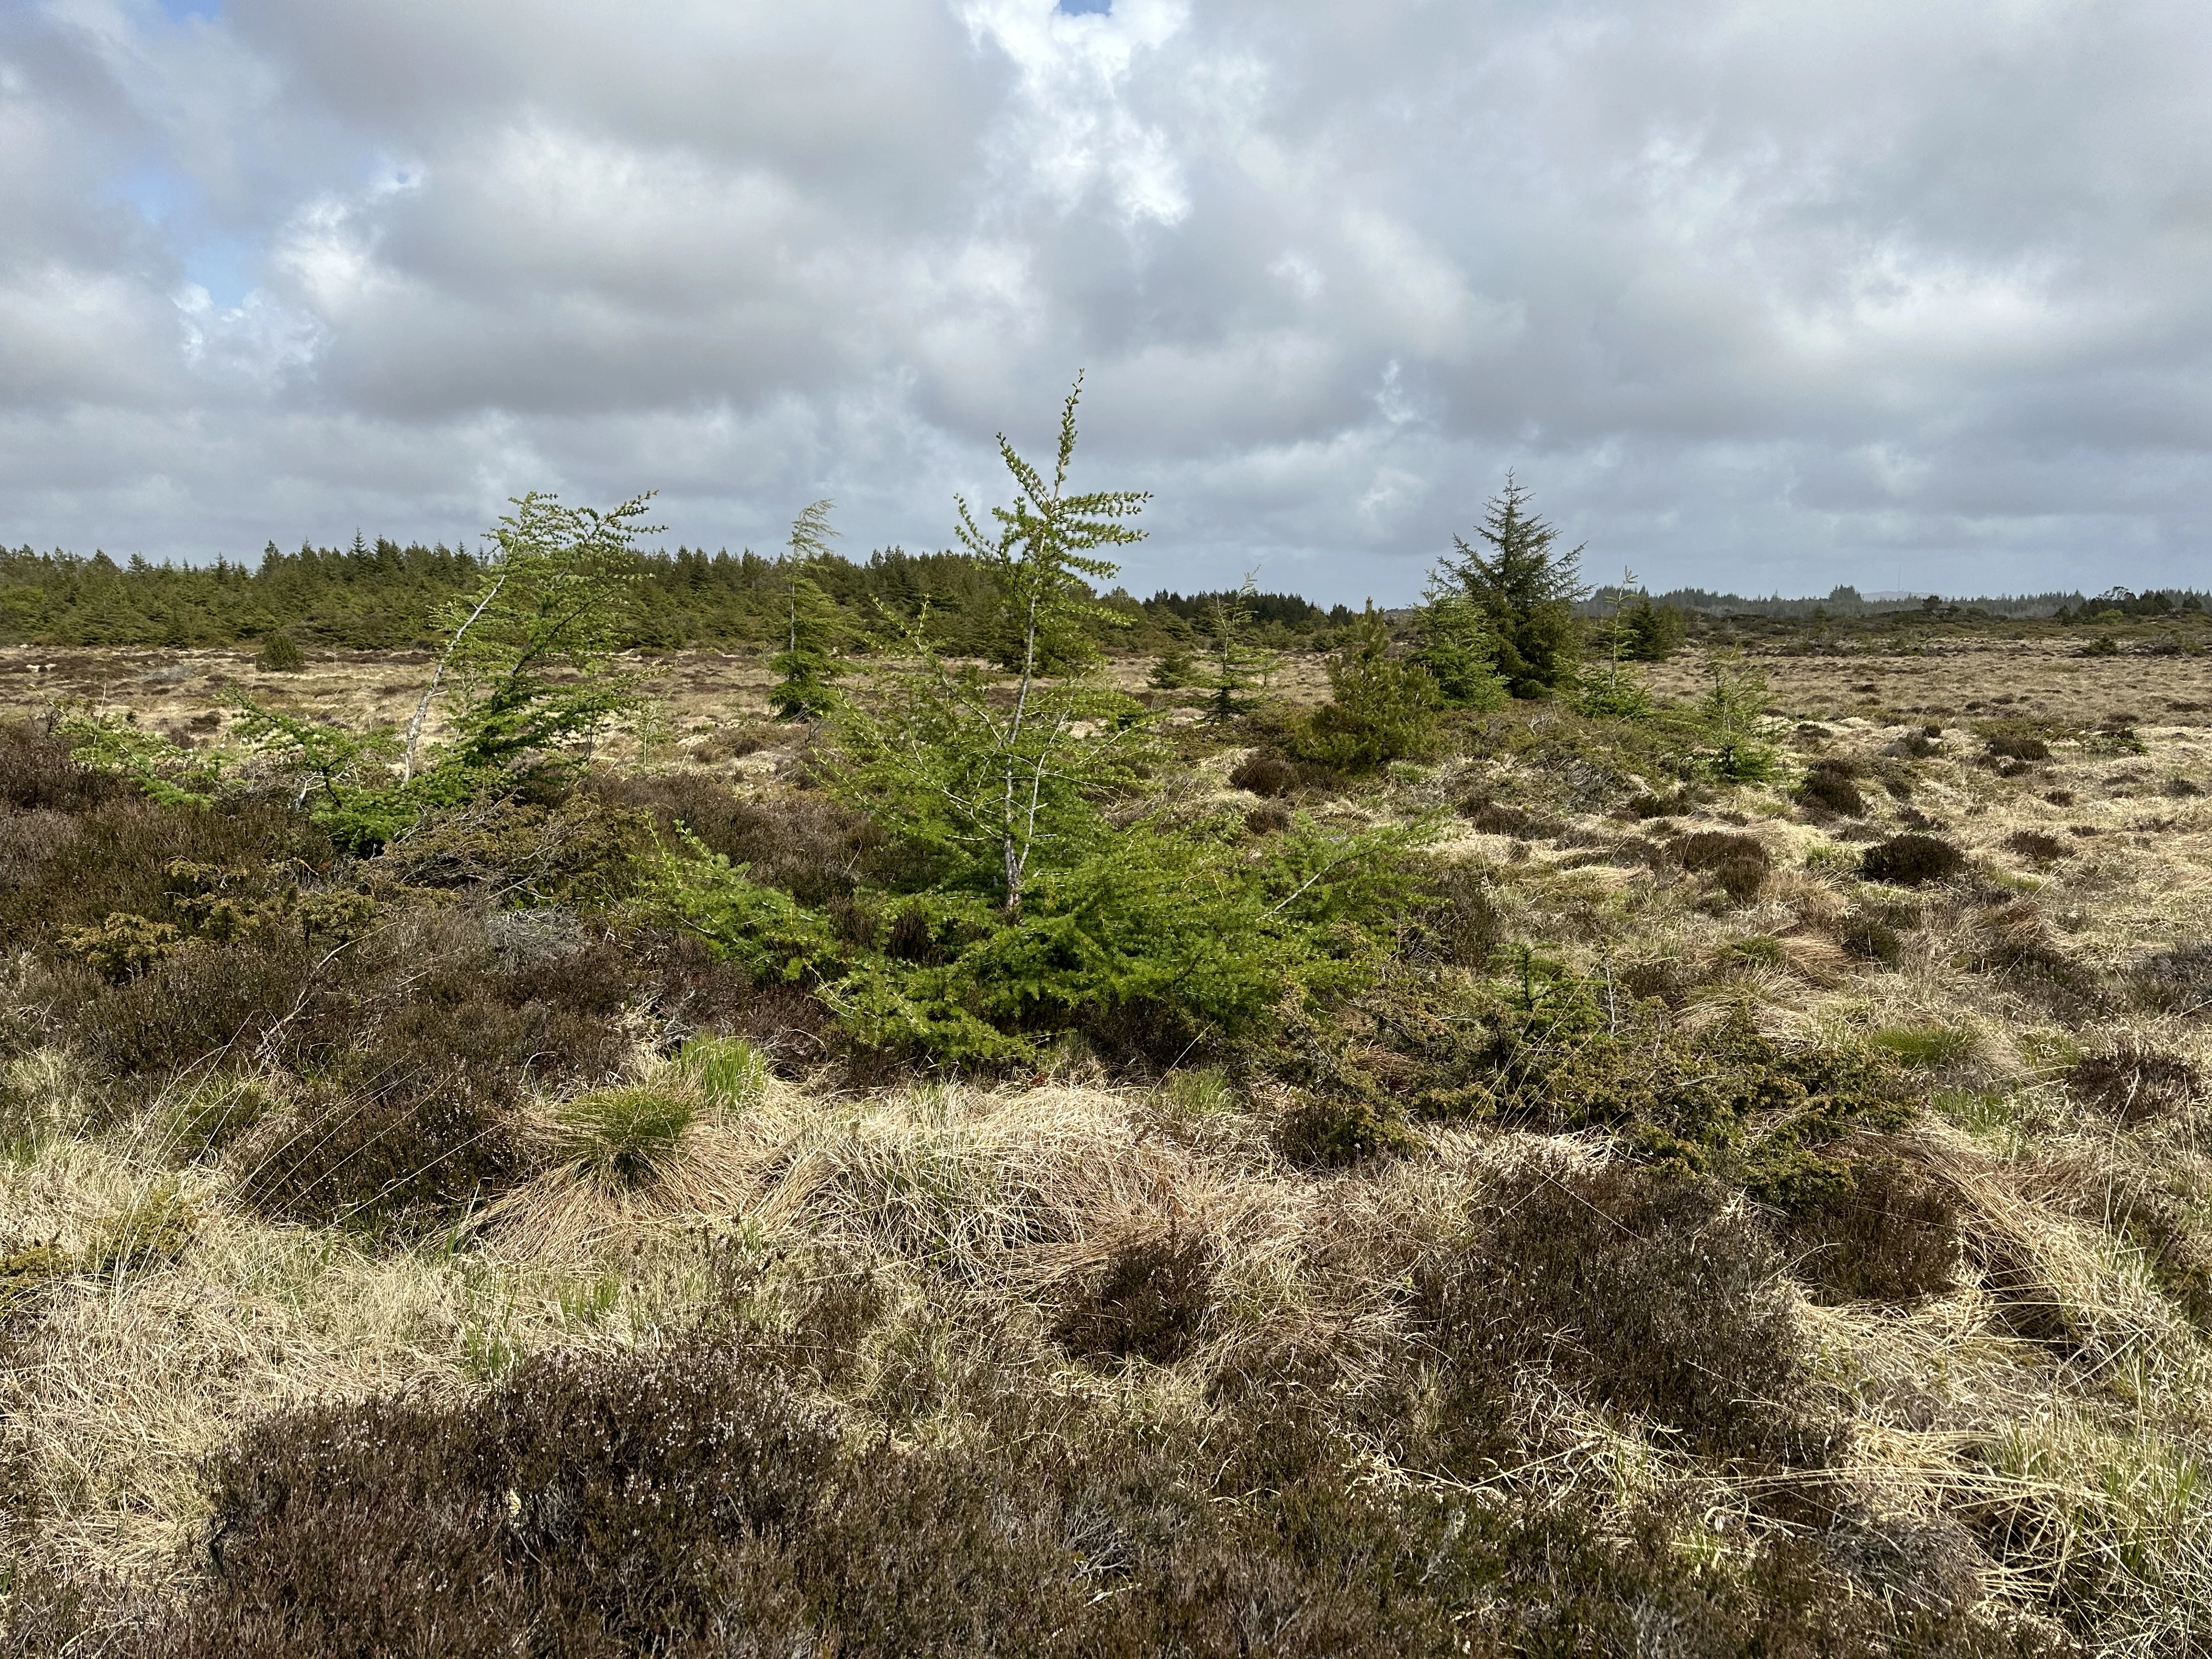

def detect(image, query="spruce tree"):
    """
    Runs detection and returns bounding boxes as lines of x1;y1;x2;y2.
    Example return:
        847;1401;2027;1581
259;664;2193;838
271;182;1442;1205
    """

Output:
766;500;843;719
1435;475;1588;698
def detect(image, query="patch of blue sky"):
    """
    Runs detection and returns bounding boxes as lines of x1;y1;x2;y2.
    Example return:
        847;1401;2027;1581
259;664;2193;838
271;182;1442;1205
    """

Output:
108;161;259;308
154;0;221;21
1057;0;1111;14
110;160;197;225
177;235;258;309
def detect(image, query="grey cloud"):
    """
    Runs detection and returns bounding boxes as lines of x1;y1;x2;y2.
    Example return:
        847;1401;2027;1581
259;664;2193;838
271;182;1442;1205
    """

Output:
3;0;2211;601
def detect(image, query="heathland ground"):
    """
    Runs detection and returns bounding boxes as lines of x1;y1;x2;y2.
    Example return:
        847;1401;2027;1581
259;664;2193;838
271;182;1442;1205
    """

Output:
8;615;2212;1656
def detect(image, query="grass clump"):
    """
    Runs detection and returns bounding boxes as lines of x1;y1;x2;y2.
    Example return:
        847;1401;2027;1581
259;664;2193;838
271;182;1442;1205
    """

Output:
548;1085;699;1186
1871;1024;1974;1068
675;1034;768;1110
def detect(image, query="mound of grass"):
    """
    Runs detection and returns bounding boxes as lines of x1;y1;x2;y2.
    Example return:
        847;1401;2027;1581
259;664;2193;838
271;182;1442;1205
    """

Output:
1861;833;1965;887
549;1085;699;1185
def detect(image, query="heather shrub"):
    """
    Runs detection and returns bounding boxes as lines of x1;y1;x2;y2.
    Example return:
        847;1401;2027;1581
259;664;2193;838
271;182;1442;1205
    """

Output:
2068;1045;2202;1125
0;792;324;944
1839;911;1904;964
1795;758;1865;816
1458;795;1560;838
596;771;881;905
1052;1227;1214;1366
1984;733;2052;763
1861;833;1965;887
1417;1162;1807;1460
62;934;319;1081
0;719;126;812
1776;1152;1961;1304
1413;864;1505;968
131;1311;1974;1659
1674;829;1770;901
2006;829;2068;864
1227;748;1299;798
235;1082;528;1235
377;793;651;904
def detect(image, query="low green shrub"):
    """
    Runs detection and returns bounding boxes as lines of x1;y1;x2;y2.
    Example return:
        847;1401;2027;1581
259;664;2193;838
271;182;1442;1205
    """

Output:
654;813;1420;1066
1273;1092;1419;1168
253;631;306;673
1369;979;1911;1202
1285;613;1442;772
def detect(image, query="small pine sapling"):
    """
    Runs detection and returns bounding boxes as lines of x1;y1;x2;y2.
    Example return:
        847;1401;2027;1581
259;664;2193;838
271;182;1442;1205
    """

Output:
1202;575;1276;721
1575;567;1655;718
1695;653;1781;783
766;500;844;720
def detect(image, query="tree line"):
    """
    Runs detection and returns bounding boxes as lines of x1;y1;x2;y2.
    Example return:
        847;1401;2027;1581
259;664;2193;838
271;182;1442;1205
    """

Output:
0;534;1354;656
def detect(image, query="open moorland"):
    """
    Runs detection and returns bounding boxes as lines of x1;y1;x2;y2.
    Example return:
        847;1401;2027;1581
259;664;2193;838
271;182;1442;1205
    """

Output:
9;482;2212;1656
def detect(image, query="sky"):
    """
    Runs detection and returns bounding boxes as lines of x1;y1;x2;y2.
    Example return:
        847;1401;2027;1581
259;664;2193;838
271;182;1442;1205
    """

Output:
4;0;2211;605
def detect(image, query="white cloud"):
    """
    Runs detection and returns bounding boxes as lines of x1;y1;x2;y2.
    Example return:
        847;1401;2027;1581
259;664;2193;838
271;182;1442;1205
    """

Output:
3;0;2211;599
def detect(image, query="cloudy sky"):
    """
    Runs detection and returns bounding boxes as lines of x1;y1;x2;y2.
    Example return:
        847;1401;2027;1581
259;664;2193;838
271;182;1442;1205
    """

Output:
4;0;2210;603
